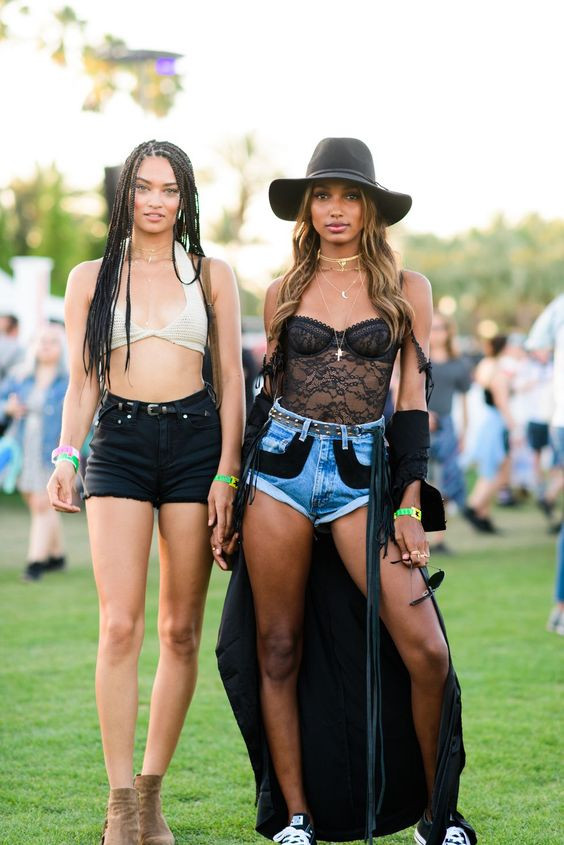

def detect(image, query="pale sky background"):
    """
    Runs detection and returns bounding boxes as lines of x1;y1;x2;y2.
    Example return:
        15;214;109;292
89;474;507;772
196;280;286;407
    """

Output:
1;0;564;285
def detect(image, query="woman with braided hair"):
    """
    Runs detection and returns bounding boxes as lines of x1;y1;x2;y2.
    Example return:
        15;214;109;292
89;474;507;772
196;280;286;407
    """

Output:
217;139;476;845
47;140;244;845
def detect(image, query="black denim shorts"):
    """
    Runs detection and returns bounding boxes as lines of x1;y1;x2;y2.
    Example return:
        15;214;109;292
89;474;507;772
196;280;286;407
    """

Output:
83;387;221;508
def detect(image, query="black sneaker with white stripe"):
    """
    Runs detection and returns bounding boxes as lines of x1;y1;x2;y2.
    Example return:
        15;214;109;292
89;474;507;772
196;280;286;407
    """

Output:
273;813;316;845
414;813;472;845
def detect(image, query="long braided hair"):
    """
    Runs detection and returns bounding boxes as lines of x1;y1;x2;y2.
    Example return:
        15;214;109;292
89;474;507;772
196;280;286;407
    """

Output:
84;140;205;384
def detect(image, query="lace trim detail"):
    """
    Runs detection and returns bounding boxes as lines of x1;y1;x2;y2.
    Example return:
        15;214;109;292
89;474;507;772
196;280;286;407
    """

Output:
409;331;434;404
293;313;388;333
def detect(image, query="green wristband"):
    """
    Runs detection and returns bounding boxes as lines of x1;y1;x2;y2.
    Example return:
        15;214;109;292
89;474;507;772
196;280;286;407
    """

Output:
55;453;79;473
394;507;422;521
214;474;239;489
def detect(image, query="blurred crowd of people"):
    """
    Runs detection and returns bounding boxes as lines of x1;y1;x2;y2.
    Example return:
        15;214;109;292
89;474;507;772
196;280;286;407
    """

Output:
421;300;563;636
0;296;562;634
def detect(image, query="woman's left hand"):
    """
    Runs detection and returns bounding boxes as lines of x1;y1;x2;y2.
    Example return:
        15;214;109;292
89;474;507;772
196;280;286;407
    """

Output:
393;515;430;567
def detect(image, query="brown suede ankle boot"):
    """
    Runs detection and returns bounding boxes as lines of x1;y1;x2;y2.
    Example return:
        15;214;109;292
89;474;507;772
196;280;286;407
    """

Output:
134;774;174;845
100;787;139;845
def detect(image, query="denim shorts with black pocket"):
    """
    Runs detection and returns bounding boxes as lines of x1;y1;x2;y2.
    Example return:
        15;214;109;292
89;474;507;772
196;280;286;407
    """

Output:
251;399;384;527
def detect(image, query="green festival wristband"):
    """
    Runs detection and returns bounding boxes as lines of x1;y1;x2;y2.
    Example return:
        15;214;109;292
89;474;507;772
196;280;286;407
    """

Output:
393;507;422;521
214;474;239;489
55;453;79;473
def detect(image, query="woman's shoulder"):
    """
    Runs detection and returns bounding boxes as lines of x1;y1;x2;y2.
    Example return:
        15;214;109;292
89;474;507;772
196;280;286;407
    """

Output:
400;268;431;296
0;370;29;391
66;259;102;297
204;256;237;289
265;277;283;303
474;356;497;384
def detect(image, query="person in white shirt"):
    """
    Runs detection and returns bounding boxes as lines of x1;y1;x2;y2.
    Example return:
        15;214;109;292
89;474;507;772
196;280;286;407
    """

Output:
526;294;564;635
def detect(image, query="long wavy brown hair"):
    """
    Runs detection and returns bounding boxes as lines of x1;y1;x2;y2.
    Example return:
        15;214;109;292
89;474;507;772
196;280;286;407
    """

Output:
268;184;414;343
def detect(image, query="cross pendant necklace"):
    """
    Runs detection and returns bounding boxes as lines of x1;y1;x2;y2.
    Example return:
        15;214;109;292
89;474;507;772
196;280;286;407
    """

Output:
335;329;347;360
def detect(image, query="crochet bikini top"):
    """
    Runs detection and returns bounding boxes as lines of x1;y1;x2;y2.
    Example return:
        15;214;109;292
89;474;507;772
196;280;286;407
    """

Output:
110;242;208;354
279;315;400;424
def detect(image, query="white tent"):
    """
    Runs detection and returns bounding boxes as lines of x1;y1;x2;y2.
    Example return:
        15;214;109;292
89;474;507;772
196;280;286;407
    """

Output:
0;257;64;340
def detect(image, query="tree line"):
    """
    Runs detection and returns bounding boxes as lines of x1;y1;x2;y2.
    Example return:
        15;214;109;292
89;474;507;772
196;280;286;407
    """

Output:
402;214;563;332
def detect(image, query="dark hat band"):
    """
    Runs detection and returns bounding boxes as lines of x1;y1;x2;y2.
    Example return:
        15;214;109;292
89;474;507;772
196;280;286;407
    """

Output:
307;167;378;185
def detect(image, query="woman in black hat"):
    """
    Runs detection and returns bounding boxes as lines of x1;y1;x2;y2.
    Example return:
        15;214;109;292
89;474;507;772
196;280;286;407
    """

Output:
217;138;476;845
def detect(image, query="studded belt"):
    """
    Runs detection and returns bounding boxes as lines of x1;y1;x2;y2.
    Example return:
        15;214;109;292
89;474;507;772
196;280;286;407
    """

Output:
269;406;369;438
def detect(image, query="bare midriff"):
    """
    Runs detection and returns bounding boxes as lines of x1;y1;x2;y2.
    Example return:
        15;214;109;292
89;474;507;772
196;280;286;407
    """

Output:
107;339;205;402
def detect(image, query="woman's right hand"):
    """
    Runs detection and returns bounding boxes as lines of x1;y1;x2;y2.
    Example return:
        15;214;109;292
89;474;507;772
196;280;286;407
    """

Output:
210;525;239;571
5;393;26;419
47;462;81;513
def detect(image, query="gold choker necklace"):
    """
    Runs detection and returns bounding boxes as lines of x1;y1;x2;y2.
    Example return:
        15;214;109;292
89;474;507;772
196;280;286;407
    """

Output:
131;244;172;264
317;251;361;272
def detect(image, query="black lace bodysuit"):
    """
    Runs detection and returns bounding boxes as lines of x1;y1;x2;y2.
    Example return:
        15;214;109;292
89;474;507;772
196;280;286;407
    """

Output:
279;315;400;424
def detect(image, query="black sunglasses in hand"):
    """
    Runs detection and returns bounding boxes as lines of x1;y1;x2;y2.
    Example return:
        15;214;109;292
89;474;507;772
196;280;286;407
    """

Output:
389;558;445;606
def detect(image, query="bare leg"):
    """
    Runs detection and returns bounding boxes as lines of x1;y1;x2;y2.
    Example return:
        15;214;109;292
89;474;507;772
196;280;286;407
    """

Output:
24;491;64;560
531;450;544;496
142;503;212;775
86;496;154;788
468;456;510;516
45;504;64;557
243;491;314;820
544;466;564;505
331;507;449;809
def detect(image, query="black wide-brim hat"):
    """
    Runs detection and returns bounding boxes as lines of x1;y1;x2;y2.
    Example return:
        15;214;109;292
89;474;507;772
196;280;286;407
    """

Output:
269;137;412;226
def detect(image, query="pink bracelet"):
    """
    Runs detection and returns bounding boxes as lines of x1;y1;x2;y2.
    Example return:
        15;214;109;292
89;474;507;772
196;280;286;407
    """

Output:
51;445;80;465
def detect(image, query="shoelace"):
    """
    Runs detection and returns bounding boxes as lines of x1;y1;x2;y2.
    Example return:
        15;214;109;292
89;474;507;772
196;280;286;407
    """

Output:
273;826;312;844
443;826;470;845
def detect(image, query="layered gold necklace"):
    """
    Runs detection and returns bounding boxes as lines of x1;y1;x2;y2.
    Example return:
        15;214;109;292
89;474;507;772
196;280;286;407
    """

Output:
317;249;361;272
316;271;364;361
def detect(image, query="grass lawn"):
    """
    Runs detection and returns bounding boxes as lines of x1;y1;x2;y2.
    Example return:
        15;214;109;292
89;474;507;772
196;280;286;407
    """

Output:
0;494;562;844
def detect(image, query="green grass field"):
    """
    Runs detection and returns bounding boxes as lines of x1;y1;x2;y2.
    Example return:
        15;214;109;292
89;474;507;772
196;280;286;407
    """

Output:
0;495;562;845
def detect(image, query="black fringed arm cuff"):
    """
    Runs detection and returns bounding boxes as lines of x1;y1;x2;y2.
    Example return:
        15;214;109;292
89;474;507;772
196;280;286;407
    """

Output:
385;409;446;532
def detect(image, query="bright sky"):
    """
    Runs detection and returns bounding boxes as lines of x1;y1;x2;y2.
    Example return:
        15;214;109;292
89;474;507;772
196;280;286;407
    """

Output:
2;0;564;283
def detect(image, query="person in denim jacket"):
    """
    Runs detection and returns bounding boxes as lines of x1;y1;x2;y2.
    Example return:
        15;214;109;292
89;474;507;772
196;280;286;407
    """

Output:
0;323;68;579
